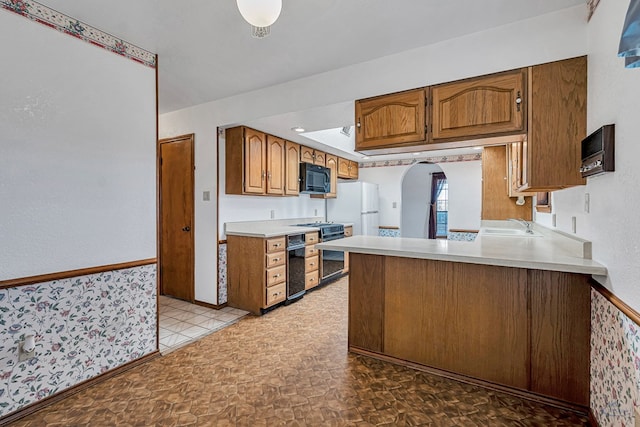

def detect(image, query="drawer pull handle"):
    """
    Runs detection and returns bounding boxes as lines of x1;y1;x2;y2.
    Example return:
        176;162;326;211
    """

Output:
310;263;314;266
273;274;281;278
273;258;280;262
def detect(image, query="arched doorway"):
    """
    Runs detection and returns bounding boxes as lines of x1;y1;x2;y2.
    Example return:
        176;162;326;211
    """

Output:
400;162;447;239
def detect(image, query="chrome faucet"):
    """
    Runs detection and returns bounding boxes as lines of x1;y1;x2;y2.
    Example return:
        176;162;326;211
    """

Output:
508;218;534;234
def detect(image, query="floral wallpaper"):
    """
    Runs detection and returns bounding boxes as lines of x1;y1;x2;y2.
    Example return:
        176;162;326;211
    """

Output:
0;0;156;67
0;264;157;417
218;243;228;305
591;289;640;426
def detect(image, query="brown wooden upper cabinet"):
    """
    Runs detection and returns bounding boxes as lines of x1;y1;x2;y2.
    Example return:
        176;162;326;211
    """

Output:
337;157;359;179
284;141;300;196
265;136;285;195
431;69;526;141
311;154;337;199
512;56;586;192
300;146;326;166
225;126;284;196
355;88;427;151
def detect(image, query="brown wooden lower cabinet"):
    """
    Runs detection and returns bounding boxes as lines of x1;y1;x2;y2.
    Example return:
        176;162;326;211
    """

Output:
348;253;590;408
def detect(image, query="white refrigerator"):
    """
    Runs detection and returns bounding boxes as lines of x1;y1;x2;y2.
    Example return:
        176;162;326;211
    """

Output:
327;182;379;236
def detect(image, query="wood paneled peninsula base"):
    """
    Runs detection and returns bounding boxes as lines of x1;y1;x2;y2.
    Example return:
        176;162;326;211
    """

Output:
348;253;591;411
317;227;606;412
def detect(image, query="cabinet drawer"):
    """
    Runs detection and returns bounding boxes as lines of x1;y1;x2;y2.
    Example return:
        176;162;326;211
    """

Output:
266;282;286;306
306;232;319;245
266;251;286;268
266;237;286;253
305;271;319;290
266;265;286;287
305;245;318;257
305;255;319;272
344;227;353;237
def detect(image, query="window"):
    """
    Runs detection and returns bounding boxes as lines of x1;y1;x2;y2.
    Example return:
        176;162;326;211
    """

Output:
435;180;448;238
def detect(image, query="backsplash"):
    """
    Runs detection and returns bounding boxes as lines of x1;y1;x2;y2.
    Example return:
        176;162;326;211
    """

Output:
378;228;400;238
448;231;478;242
0;264;157;417
591;288;640;426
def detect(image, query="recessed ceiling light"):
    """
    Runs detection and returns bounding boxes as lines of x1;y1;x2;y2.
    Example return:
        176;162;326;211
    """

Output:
291;126;305;132
413;152;421;155
472;146;483;150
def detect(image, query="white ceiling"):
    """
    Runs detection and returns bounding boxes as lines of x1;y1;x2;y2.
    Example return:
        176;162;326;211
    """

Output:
35;0;586;160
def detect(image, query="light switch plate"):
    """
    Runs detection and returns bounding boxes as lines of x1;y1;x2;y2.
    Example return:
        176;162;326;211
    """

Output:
203;191;210;201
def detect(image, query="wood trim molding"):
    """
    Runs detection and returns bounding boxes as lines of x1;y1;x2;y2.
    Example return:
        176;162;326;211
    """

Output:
589;408;600;427
448;229;480;233
378;226;400;230
0;351;160;426
0;258;157;290
349;346;589;416
591;278;640;327
195;299;227;310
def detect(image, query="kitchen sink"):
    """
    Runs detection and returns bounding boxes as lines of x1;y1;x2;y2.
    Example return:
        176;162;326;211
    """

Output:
481;228;542;237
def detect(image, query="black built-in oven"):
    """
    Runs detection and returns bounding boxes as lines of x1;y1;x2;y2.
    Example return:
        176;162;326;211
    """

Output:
319;229;345;283
286;234;306;302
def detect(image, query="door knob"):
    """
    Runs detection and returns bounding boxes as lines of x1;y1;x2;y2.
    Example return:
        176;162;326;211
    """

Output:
182;226;191;232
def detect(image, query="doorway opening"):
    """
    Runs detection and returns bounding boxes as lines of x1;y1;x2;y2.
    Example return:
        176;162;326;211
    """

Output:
400;162;447;239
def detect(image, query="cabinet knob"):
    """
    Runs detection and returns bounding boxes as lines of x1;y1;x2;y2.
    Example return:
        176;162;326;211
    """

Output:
261;170;266;181
515;91;522;112
356;119;361;130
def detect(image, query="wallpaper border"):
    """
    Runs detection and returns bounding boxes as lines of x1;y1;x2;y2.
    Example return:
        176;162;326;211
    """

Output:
0;0;156;68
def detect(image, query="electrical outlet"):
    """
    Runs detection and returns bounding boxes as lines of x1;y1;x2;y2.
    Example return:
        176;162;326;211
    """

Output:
314;209;318;216
551;213;557;227
270;210;275;219
571;216;577;233
203;191;210;201
584;193;590;213
392;202;397;209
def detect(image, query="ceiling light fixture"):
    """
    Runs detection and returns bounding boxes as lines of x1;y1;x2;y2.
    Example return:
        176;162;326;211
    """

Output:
236;0;282;39
291;126;305;132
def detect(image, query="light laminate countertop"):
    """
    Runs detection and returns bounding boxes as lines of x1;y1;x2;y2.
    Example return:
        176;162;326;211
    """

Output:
225;221;353;238
316;234;607;275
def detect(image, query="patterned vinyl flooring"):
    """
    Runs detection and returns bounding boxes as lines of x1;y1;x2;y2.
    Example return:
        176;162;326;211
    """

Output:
9;277;588;426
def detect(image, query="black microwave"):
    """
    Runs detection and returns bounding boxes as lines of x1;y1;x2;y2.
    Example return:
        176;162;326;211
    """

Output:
299;163;331;194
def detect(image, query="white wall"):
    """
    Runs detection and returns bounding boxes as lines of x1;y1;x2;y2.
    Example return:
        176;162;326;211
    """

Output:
358;166;405;227
440;161;483;230
537;0;640;310
159;6;587;304
0;11;156;280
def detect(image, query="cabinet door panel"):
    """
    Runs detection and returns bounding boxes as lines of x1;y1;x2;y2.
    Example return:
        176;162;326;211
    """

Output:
348;160;359;179
355;88;426;150
432;70;525;141
313;150;326;166
285;141;300;196
521;56;586;191
300;146;315;164
243;128;266;194
266;136;285;195
337;157;350;178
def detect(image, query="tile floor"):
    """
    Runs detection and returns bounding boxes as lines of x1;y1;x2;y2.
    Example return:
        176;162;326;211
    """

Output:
11;278;588;426
158;295;248;354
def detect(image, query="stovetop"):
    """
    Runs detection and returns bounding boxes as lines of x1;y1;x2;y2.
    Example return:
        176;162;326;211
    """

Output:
296;222;344;238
